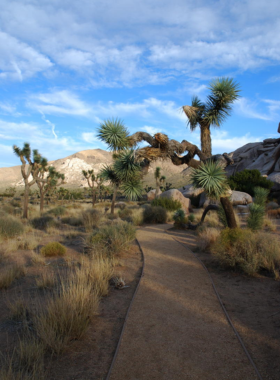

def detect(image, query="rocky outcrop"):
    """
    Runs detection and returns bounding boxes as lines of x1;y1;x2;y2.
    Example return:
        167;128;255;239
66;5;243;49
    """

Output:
178;184;204;198
160;189;190;214
147;189;161;201
198;190;252;208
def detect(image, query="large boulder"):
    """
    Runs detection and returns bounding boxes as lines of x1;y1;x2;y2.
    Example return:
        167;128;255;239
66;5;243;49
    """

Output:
268;173;280;192
198;190;252;208
159;189;190;214
178;184;204;198
147;189;161;201
230;191;253;205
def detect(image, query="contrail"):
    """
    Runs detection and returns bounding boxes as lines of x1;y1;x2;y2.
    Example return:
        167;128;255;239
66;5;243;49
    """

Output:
40;111;57;139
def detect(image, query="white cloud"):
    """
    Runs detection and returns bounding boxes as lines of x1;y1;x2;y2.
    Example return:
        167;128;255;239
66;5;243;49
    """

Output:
211;130;262;153
235;98;272;121
142;126;159;136
0;31;52;81
81;132;99;143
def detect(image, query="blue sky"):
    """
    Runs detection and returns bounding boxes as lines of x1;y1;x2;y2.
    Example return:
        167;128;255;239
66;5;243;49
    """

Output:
0;0;280;167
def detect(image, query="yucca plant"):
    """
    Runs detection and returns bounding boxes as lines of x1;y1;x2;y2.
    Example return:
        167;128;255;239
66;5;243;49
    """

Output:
97;118;130;152
183;78;240;158
191;161;237;228
254;186;269;207
154;167;166;197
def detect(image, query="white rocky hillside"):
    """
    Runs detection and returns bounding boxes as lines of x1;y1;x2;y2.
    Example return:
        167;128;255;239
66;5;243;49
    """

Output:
0;149;188;189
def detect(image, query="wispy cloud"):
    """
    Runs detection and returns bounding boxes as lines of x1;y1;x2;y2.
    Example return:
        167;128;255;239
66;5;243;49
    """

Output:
235;98;273;121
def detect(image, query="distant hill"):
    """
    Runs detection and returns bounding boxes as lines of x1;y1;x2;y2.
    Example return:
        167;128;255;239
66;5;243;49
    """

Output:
0;149;189;190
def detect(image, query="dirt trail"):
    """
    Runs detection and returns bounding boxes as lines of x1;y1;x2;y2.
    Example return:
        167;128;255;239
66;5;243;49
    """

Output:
109;224;258;380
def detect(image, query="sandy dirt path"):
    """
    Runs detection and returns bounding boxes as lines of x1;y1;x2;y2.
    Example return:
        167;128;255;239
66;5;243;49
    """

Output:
109;224;258;380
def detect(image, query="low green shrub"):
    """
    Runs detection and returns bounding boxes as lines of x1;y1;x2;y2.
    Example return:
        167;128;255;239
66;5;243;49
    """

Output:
61;217;83;226
47;206;66;217
143;206;167;224
9;199;21;207
212;228;280;277
0;215;24;238
41;242;66;257
31;216;56;230
228;169;273;196
90;221;136;256
2;204;14;214
151;197;181;211
173;209;187;227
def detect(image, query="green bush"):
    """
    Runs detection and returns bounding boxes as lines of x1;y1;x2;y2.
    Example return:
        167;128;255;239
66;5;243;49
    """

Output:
2;204;14;214
90;221;136;256
228;169;273;196
143;206;167;224
173;209;187;226
212;228;280;277
41;242;66;256
61;217;83;226
31;216;56;230
151;197;181;211
0;215;24;238
9;199;21;208
47;206;66;217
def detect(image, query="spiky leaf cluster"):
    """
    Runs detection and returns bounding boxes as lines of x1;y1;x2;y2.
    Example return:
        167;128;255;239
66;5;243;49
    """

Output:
183;78;240;130
190;161;229;200
97;118;130;151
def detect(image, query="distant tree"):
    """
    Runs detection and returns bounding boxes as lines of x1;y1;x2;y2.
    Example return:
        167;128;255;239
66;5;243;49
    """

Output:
154;167;166;198
36;165;65;215
182;78;240;158
13;143;47;219
82;169;103;207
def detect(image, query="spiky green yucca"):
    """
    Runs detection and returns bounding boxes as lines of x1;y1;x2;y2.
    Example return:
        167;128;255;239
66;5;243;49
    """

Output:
183;78;240;157
254;186;269;207
97;119;130;151
190;161;228;199
247;203;265;231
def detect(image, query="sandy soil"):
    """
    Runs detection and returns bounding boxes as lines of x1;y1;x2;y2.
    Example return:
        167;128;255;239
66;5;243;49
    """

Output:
109;225;261;380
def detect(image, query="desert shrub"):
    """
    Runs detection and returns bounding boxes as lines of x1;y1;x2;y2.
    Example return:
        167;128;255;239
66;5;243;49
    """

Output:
127;209;144;226
82;209;101;231
41;242;66;257
47;206;66;217
173;209;187;227
9;199;21;208
143;206;167;224
2;204;14;214
118;208;133;219
151;197;181;211
106;213;119;220
0;215;24;239
247;203;265;231
228;169;273;196
31;216;56;230
212;228;280;277
90;221;136;256
197;227;220;251
263;217;277;232
36;271;57;289
61;216;83;226
188;213;195;223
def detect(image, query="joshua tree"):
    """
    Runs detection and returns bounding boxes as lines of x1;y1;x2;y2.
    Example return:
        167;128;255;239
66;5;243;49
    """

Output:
13;143;47;218
190;161;237;229
36;165;65;215
82;169;103;207
182;78;240;158
98;119;143;214
154;167;166;197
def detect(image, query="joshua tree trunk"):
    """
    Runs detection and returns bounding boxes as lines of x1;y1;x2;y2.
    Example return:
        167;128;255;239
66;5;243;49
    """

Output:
220;197;237;228
23;185;30;219
200;123;212;158
111;185;119;214
92;189;96;208
39;190;46;215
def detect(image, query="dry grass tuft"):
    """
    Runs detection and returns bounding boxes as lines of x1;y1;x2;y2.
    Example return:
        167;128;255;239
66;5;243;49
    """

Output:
197;227;221;251
30;252;45;266
0;264;26;289
36;271;57;289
